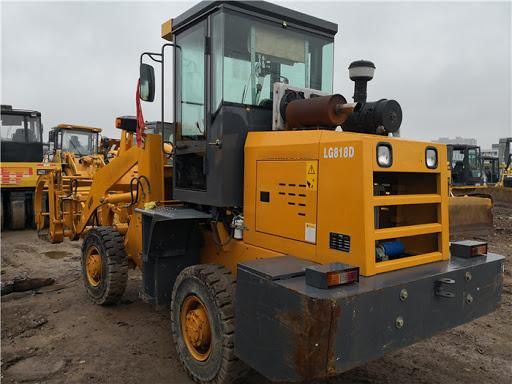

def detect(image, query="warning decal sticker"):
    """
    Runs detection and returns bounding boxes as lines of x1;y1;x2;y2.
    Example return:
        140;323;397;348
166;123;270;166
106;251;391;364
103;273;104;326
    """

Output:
305;161;317;191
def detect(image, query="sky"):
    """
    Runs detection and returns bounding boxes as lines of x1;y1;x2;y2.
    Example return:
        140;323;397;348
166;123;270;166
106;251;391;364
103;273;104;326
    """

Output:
1;0;511;148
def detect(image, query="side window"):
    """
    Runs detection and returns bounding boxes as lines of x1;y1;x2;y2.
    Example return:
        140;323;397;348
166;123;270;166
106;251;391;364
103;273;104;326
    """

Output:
177;22;206;138
175;20;208;192
26;117;41;143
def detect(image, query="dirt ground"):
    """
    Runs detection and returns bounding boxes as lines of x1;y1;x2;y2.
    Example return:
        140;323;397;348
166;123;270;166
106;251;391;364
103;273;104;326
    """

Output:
1;207;511;384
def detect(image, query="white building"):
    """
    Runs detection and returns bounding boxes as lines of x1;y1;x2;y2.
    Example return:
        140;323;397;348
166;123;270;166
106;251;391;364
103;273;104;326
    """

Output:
433;137;478;146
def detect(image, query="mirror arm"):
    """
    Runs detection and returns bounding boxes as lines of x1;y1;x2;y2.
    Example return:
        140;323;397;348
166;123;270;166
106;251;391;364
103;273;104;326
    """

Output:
140;51;162;66
139;43;181;150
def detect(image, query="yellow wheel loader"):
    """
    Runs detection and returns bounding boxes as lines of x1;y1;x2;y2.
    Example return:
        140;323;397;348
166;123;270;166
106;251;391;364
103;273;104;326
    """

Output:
34;119;174;244
48;2;504;383
34;124;107;242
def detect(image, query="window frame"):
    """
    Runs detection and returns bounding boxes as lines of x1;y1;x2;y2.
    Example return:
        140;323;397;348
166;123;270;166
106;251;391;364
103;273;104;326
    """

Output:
0;113;42;144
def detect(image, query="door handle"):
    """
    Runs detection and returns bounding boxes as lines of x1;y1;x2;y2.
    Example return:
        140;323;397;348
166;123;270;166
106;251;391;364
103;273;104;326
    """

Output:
208;139;222;148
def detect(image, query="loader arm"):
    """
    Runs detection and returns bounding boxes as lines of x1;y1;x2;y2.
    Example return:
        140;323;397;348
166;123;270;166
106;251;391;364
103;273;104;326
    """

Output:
75;145;140;234
75;134;165;236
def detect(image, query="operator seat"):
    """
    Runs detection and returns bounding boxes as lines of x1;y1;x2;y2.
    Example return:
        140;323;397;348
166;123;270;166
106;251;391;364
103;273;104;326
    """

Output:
452;161;464;183
12;128;25;142
69;135;86;154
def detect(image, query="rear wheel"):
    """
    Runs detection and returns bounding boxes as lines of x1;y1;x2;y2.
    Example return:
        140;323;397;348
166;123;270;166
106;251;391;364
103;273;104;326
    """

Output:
81;227;128;305
0;193;4;231
171;264;247;384
9;197;25;230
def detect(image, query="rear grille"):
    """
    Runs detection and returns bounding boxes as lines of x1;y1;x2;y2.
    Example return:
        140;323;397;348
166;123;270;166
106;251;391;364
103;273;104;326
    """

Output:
372;172;444;273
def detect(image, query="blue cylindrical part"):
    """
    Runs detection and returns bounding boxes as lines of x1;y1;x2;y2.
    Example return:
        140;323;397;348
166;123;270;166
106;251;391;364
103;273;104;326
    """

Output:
381;240;405;258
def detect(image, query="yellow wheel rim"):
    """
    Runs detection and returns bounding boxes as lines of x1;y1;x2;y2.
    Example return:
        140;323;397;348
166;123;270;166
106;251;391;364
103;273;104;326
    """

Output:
85;246;102;287
180;295;212;361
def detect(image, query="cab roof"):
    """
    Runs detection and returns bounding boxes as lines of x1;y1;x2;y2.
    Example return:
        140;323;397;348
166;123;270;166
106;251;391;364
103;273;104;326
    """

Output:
171;0;338;37
55;124;102;133
1;105;41;117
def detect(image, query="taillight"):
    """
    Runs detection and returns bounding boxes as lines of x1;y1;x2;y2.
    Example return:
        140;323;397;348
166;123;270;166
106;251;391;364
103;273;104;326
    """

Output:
306;263;360;289
450;240;488;258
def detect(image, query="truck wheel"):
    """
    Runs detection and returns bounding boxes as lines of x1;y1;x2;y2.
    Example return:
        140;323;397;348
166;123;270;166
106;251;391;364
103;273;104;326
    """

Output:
0;194;4;231
10;198;25;230
81;227;128;305
171;264;247;384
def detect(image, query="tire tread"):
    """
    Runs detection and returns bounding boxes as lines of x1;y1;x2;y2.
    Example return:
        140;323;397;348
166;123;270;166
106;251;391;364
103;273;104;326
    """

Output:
81;227;128;305
171;264;248;384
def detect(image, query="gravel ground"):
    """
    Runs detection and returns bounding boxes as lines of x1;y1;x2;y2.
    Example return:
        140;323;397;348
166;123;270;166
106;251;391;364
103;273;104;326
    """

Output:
1;207;511;384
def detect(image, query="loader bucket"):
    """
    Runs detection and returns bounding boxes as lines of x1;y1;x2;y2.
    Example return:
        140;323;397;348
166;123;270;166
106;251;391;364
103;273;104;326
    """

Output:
449;195;493;235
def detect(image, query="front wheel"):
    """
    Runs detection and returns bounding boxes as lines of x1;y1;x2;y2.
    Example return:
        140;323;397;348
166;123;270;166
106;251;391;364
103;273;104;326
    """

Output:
171;264;247;384
81;227;128;305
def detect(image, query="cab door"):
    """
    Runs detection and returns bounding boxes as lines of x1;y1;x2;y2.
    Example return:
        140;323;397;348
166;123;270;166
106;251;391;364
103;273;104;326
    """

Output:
174;19;208;193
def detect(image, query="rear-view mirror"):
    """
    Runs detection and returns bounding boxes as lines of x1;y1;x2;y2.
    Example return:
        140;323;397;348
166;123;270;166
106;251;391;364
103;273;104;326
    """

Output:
139;63;155;102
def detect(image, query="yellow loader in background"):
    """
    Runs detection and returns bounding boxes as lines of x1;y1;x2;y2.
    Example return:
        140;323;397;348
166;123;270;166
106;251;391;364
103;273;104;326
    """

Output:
34;123;106;241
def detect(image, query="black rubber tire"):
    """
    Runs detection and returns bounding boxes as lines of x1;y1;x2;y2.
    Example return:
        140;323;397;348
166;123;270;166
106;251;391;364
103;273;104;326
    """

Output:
9;197;25;230
0;193;4;231
81;227;129;305
171;264;247;384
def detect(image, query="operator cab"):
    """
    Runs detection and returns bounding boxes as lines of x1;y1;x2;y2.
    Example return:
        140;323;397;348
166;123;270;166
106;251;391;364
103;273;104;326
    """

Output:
447;144;483;186
0;105;43;162
140;1;336;207
49;124;101;158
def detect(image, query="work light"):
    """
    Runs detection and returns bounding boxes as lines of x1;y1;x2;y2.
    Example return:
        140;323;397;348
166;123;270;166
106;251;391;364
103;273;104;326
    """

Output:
377;144;392;167
426;147;438;169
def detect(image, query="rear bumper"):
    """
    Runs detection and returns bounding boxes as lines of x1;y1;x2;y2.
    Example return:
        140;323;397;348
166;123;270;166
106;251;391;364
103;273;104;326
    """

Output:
235;254;504;382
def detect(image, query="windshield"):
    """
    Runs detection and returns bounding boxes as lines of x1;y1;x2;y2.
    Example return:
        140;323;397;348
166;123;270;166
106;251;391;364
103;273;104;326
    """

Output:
132;122;175;145
451;147;481;179
61;130;98;156
219;12;333;108
451;149;465;169
1;113;42;143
